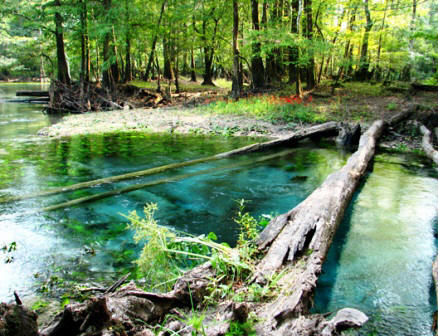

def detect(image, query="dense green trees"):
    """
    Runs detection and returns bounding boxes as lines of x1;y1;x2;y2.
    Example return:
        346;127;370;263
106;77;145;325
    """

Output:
0;0;437;89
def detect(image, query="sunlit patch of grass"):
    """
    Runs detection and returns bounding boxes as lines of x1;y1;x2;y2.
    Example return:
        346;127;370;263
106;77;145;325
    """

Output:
342;82;385;97
195;94;328;124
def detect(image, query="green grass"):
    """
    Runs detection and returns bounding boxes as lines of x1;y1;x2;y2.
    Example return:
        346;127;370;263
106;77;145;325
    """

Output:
195;95;329;124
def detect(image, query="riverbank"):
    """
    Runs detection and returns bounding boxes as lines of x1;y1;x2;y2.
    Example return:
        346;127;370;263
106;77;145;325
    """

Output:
38;106;297;138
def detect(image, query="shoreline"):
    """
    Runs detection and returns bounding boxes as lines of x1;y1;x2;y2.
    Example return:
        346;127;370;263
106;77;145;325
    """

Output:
38;107;303;139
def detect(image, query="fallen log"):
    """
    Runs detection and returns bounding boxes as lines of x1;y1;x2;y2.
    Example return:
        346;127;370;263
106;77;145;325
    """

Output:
31;149;297;213
411;83;438;92
16;90;50;97
1;122;339;204
419;124;438;165
254;120;385;330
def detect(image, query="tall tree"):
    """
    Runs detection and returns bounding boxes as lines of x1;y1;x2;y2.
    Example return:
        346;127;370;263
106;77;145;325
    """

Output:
356;0;373;80
54;0;71;85
250;0;265;89
231;0;242;97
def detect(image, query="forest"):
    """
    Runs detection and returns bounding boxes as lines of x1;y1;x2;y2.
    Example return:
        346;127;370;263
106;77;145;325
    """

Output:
0;1;438;336
0;0;437;93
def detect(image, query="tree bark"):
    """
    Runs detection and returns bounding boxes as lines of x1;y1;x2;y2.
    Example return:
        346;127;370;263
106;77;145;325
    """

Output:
251;0;265;89
144;0;167;81
54;0;71;85
304;0;315;89
356;0;373;81
232;0;242;98
254;120;385;327
419;124;438;165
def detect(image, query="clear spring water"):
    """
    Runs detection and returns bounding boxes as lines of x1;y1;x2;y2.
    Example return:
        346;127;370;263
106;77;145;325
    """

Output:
313;153;438;336
0;84;348;301
0;84;437;335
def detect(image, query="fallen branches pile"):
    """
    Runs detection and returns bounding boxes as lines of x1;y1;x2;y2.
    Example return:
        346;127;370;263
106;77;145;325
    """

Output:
47;81;166;114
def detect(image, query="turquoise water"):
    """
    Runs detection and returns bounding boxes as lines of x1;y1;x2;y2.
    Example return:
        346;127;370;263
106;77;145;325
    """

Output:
313;153;438;335
0;84;348;302
1;85;437;335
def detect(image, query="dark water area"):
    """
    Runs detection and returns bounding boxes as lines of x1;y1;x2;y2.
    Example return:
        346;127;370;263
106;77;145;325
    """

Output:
1;84;437;336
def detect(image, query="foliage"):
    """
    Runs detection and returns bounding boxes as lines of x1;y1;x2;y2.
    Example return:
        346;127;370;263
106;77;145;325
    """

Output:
127;200;267;293
0;0;436;84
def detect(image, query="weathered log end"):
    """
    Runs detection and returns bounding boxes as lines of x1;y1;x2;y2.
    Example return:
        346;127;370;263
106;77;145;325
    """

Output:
419;124;438;165
0;302;39;336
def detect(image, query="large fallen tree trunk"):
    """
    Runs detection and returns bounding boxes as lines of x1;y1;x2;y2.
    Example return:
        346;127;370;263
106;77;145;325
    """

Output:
1;122;340;204
419;124;438;165
253;120;385;333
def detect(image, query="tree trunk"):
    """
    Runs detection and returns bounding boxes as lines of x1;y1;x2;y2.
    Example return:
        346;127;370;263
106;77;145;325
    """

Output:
54;0;71;85
144;0;167;81
79;0;89;83
251;0;265;89
255;120;385;326
190;46;197;82
232;0;242;98
356;0;373;81
102;0;116;90
304;0;315;89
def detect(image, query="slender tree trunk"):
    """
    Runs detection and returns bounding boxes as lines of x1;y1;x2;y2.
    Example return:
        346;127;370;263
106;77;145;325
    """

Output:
232;0;242;98
190;46;197;82
251;0;265;89
54;0;71;85
201;16;218;86
304;0;315;89
102;0;117;90
376;0;389;78
356;0;373;80
79;0;89;82
295;0;303;96
145;0;167;81
338;8;356;80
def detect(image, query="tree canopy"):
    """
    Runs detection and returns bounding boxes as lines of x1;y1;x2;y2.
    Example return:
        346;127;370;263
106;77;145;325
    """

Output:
0;0;436;88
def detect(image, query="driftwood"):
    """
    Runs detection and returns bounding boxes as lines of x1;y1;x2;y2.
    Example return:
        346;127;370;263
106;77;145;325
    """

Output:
419;124;438;165
1;121;340;204
253;121;385;332
46;81;165;114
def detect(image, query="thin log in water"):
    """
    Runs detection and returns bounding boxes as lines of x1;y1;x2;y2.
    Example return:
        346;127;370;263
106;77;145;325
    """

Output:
254;120;385;330
419;124;438;165
32;149;296;213
1;122;339;204
16;91;50;97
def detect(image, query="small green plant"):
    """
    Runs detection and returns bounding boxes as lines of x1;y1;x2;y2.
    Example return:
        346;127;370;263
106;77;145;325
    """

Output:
2;241;16;263
126;203;253;291
386;102;398;111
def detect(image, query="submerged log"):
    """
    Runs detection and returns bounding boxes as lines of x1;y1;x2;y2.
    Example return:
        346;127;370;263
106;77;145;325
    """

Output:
254;120;385;329
16;90;50;97
419;124;438;165
34;149;297;213
1;122;340;204
411;83;438;92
